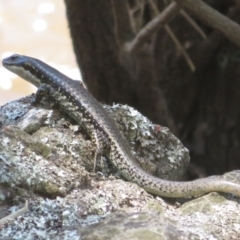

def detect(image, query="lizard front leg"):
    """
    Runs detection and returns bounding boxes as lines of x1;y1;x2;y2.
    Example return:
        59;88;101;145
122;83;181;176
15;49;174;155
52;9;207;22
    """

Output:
33;84;55;107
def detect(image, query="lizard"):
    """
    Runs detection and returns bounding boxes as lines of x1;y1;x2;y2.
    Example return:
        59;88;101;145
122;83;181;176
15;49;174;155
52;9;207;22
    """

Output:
2;54;240;198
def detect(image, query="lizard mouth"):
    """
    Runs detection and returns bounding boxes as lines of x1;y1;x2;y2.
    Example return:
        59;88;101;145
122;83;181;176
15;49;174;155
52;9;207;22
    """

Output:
2;54;23;68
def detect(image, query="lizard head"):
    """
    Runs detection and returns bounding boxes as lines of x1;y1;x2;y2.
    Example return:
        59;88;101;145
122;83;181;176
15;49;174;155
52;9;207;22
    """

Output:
2;54;43;87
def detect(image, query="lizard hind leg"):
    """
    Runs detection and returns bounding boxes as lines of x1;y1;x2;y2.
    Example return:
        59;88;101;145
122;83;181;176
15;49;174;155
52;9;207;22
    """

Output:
91;129;110;172
134;155;157;176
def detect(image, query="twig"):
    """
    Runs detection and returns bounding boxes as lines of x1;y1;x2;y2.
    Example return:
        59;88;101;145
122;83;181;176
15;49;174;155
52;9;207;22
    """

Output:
111;0;134;45
126;2;181;53
180;9;207;39
0;200;29;226
149;0;195;71
135;0;145;32
164;25;196;71
130;0;150;14
129;0;146;33
174;0;240;48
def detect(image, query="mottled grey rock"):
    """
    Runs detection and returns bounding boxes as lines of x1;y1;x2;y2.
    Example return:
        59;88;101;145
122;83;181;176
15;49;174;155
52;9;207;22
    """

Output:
0;95;240;239
78;212;192;240
105;104;189;180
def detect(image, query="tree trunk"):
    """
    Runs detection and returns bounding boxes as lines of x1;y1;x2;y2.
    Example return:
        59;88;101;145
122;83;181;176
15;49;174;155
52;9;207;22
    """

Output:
64;0;240;177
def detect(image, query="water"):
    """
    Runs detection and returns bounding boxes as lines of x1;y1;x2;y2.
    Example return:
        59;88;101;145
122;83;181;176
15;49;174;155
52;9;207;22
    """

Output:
0;0;81;105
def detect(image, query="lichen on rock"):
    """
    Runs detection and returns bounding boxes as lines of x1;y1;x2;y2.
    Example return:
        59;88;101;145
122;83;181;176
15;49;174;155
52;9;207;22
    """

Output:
0;95;240;239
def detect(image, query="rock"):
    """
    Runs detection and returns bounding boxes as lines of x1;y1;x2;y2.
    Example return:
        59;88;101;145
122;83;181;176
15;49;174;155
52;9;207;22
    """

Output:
0;95;240;239
79;212;191;240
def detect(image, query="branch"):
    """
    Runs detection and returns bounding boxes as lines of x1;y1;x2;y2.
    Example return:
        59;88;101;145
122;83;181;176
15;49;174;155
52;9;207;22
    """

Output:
180;10;207;39
0;200;29;226
164;25;196;71
126;2;181;53
129;0;146;32
149;0;195;71
174;0;240;48
111;0;134;45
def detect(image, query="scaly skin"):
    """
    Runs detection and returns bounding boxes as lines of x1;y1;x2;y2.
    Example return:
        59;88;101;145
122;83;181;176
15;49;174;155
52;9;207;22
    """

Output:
3;54;240;198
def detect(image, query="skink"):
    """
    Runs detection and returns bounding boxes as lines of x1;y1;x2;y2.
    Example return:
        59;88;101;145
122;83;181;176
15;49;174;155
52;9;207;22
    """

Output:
3;54;240;198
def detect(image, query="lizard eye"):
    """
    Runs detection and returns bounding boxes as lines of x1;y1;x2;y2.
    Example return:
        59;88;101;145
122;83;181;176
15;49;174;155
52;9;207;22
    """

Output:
9;54;21;61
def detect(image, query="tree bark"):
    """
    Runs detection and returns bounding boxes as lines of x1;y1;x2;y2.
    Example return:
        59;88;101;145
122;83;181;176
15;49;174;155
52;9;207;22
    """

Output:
64;0;240;176
64;0;137;106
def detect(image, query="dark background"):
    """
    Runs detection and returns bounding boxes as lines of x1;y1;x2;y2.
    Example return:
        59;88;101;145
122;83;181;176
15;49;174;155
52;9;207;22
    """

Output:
64;0;240;179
